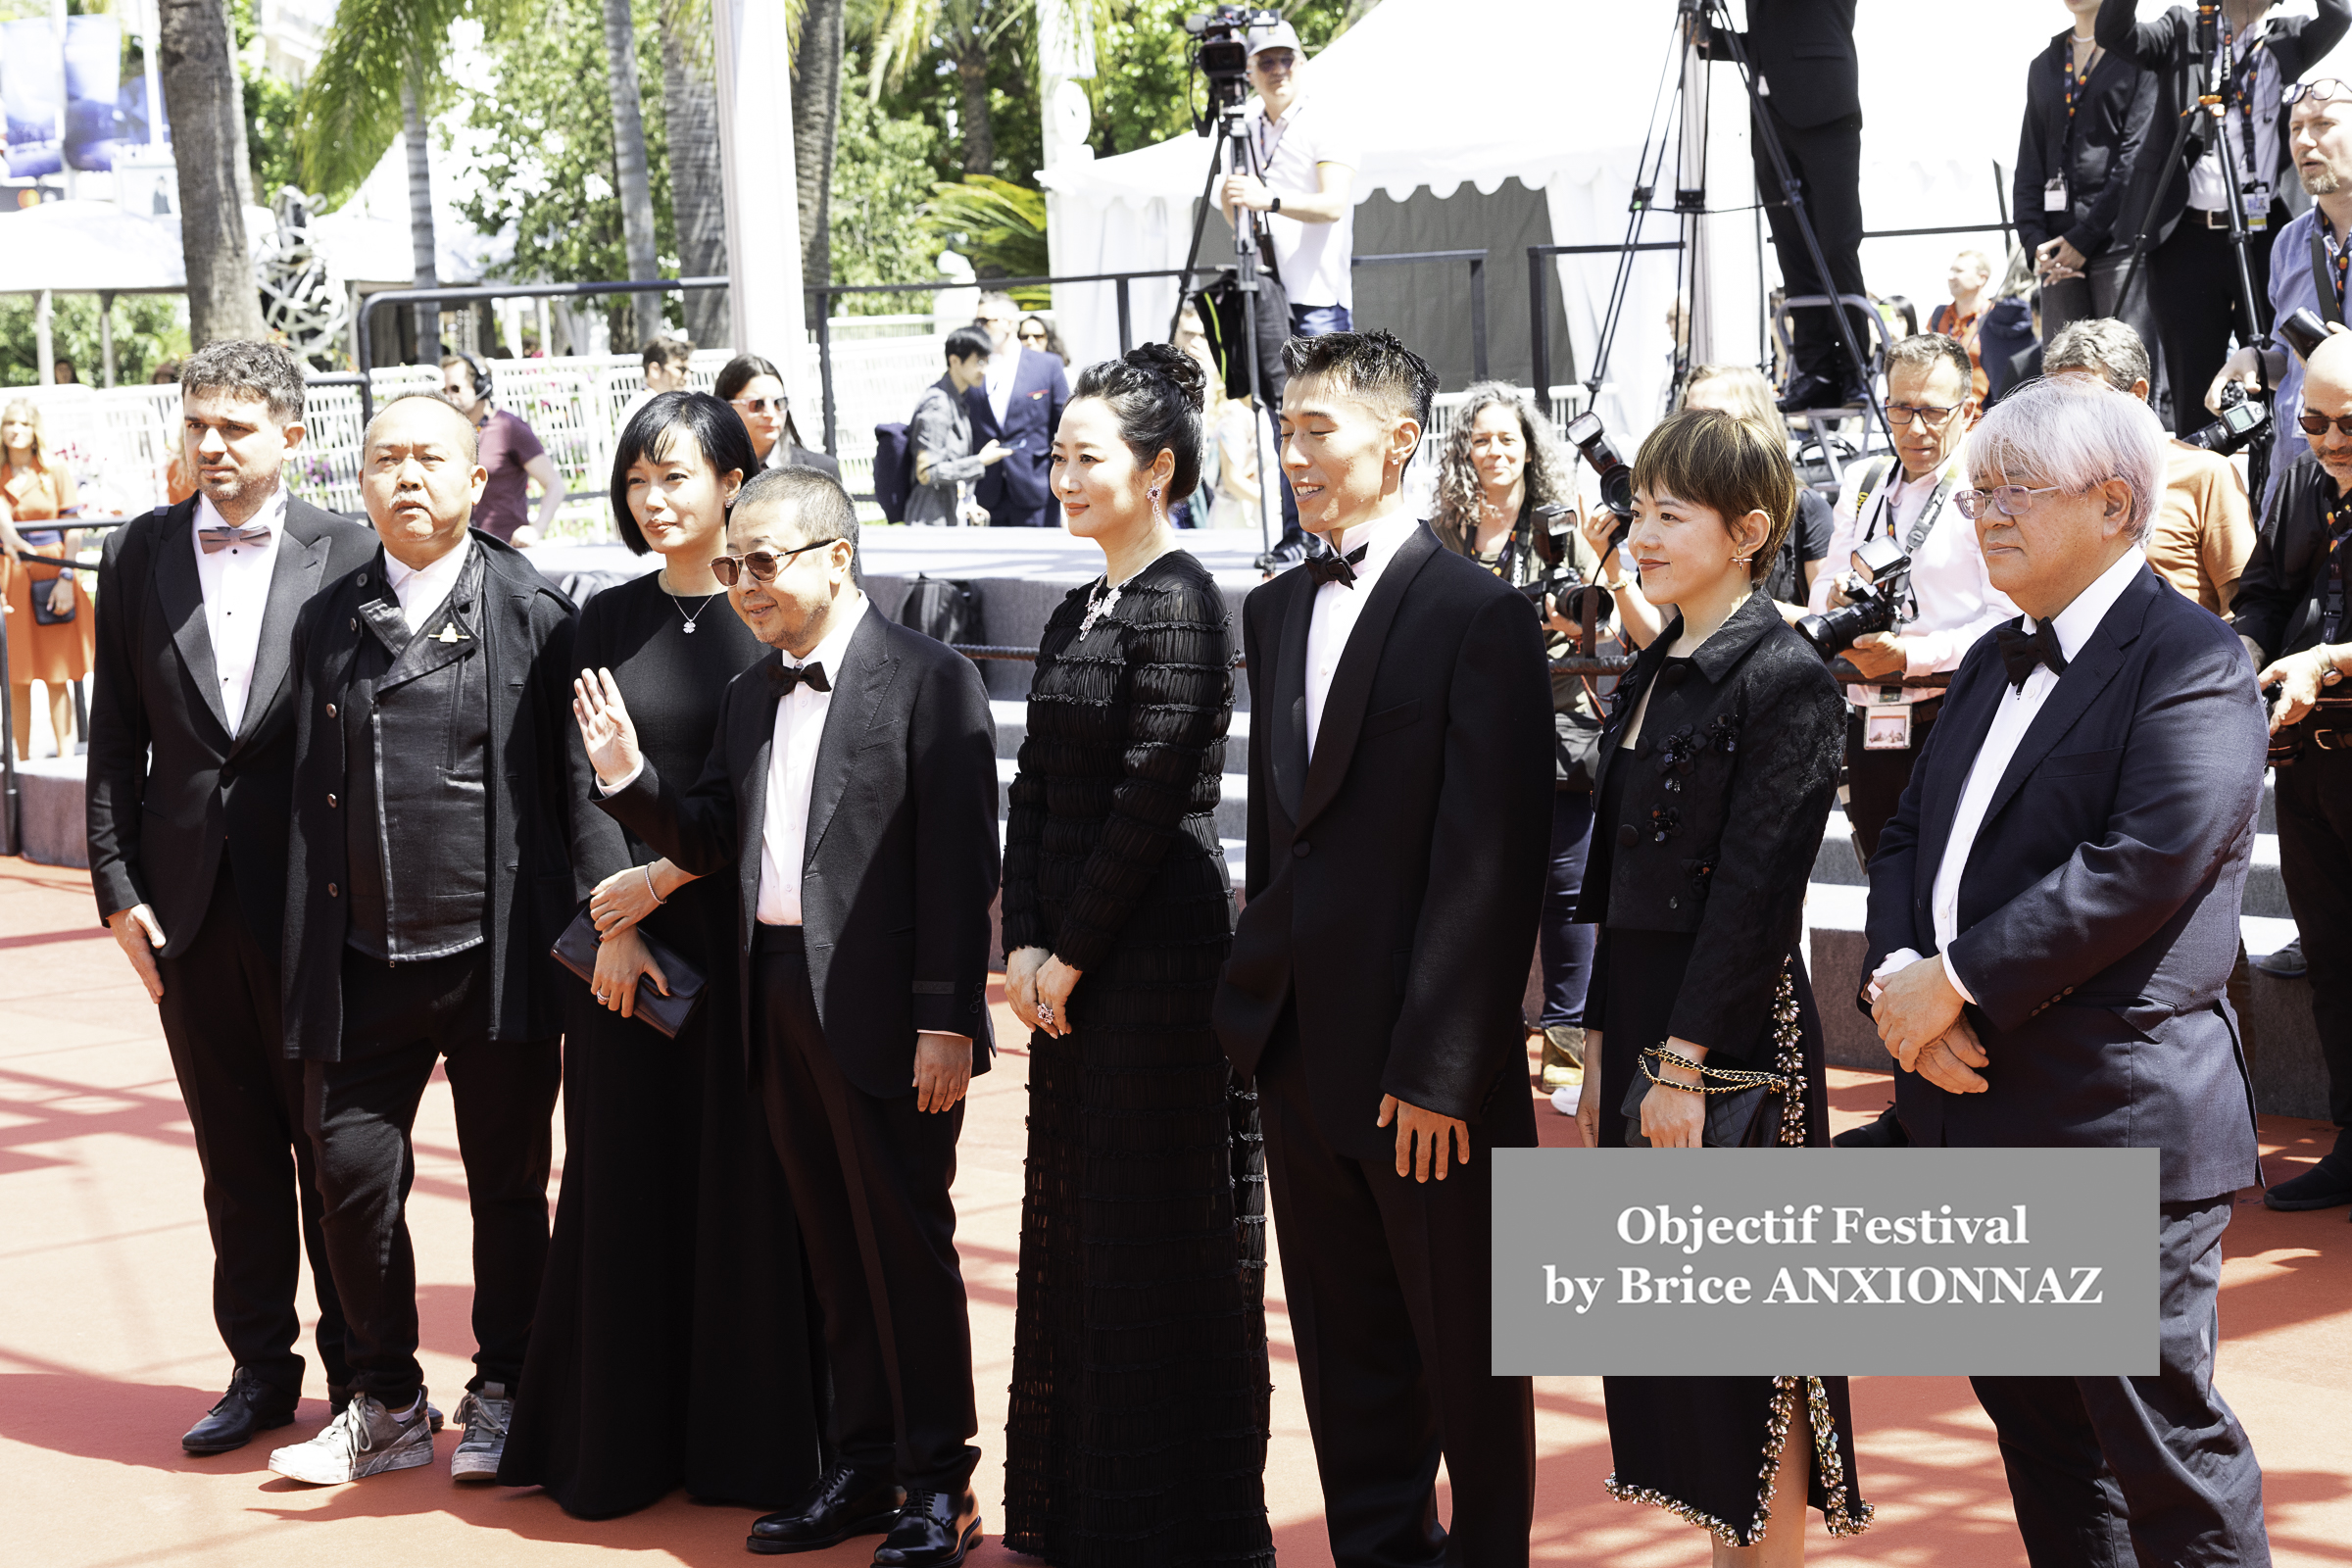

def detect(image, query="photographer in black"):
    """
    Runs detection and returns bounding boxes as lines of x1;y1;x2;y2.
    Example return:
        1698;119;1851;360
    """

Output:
2230;329;2352;1212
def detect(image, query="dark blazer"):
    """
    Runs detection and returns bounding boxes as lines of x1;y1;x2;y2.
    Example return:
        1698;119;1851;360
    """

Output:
85;493;377;958
1574;591;1846;1057
280;531;586;1056
2013;30;2160;259
2230;450;2335;661
1709;0;1858;129
965;348;1070;524
2098;0;2352;242
596;607;1001;1099
1211;523;1554;1159
1862;564;2266;1201
771;440;843;481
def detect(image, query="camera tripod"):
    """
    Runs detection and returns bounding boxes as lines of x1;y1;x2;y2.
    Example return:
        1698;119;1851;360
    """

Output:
1589;0;1890;453
1173;97;1284;557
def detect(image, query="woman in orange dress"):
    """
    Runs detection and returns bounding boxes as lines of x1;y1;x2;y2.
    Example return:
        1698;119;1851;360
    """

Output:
0;399;92;760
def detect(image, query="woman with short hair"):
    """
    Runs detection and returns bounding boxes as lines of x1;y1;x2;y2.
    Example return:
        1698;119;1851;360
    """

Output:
1678;364;1832;619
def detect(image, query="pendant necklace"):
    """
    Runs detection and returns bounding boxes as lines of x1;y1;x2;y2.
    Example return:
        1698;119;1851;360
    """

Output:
1077;574;1123;639
662;572;722;634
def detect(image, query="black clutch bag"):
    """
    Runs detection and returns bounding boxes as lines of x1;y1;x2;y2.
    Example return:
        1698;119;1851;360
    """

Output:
29;573;74;625
550;902;707;1040
1620;963;1805;1150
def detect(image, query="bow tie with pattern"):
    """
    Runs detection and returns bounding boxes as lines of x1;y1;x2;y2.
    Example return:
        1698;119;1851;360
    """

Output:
1304;541;1369;588
1994;619;2068;691
767;659;830;696
197;521;270;555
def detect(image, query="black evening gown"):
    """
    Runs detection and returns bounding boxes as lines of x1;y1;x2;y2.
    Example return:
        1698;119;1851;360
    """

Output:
1590;748;1873;1547
498;570;825;1517
1000;551;1274;1568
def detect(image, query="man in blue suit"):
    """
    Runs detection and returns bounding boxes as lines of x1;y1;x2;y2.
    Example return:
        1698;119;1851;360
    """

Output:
1864;374;2271;1567
964;292;1069;528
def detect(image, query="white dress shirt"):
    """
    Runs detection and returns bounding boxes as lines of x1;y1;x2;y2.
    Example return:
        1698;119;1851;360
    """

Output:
1811;454;2018;707
984;347;1019;429
383;537;473;632
1303;509;1421;760
192;487;288;735
757;593;868;926
2186;30;2278;217
1875;546;2149;1005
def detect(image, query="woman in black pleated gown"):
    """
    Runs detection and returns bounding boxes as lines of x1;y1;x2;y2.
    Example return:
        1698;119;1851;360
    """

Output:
499;393;824;1518
1000;346;1273;1568
1572;411;1873;1564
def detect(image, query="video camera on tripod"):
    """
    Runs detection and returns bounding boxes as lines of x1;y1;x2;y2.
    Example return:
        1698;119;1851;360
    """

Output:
1184;6;1284;133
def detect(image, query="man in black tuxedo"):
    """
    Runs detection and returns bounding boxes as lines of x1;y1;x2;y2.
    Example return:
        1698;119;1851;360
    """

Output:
1865;375;2270;1566
965;291;1069;526
85;341;376;1453
1211;331;1554;1568
574;466;1000;1567
270;393;584;1488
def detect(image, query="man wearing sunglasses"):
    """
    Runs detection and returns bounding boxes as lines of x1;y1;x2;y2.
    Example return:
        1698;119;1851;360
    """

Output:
964;291;1068;527
575;466;1000;1565
2230;329;2352;1214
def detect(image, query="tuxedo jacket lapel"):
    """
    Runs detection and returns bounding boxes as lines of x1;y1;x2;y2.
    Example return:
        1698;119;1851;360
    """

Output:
1267;569;1313;826
1298;526;1438;832
155;514;233;742
805;612;901;866
734;678;778;942
1979;573;2154;829
235;516;336;751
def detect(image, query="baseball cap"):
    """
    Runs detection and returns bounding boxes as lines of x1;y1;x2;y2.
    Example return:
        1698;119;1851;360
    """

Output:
1247;20;1303;59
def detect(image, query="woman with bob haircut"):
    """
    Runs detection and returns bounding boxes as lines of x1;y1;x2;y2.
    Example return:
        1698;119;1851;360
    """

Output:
1569;408;1872;1563
1676;364;1833;619
499;391;825;1516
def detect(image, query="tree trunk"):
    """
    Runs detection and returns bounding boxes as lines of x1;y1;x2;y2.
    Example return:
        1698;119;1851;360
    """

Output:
402;70;440;363
955;36;993;176
791;0;845;289
159;0;264;346
601;0;662;350
222;2;254;209
662;0;728;348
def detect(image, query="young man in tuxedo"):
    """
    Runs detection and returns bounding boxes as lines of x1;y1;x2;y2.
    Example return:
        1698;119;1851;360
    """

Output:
965;291;1069;527
84;341;377;1453
1865;374;2271;1565
269;393;584;1486
1211;331;1555;1568
573;466;1000;1567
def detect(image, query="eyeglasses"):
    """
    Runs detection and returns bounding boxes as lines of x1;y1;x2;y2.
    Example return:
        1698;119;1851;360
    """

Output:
2283;78;2352;106
730;397;784;416
1018;327;1048;343
2299;411;2352;437
711;538;842;585
1886;401;1962;427
1954;484;2064;519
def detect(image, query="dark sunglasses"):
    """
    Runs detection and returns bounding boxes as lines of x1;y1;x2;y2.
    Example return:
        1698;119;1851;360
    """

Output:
711;538;842;585
729;396;785;415
1018;327;1048;340
2300;411;2352;438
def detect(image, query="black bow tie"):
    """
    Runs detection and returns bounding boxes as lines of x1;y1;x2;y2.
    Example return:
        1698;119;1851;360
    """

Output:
767;659;830;696
1304;541;1370;588
1994;620;2068;691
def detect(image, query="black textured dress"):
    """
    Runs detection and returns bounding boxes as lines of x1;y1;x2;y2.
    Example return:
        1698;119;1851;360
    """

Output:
498;570;825;1517
1000;550;1274;1568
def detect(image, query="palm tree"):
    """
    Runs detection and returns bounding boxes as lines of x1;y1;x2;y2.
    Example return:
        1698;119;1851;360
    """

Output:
599;0;662;349
661;0;729;346
867;0;1029;177
160;0;267;344
795;0;848;289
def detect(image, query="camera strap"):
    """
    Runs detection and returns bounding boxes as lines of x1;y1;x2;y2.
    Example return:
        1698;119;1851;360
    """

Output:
1859;458;1958;559
2310;218;2345;323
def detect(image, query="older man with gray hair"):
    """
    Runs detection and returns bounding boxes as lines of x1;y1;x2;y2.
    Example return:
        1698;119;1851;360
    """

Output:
1861;373;2271;1565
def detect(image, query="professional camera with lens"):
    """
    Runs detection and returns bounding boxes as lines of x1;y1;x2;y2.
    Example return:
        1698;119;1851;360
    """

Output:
1562;410;1636;545
2186;380;2269;457
1512;501;1614;632
1186;5;1284;126
1796;535;1912;660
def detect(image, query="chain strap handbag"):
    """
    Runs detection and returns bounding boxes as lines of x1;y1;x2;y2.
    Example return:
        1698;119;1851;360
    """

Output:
1620;962;1807;1150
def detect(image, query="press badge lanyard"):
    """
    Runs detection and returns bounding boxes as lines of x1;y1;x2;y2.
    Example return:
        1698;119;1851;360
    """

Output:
2310;219;2348;323
1857;466;1958;731
2048;40;2101;212
2219;18;2274;227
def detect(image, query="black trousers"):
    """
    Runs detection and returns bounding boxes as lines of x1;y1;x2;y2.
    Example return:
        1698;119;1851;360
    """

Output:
2274;745;2352;1136
1971;1196;2269;1567
1256;1011;1537;1568
754;926;978;1494
2148;208;2285;437
302;948;561;1406
2041;248;2166;419
1845;699;1939;865
1756;108;1867;386
157;859;349;1397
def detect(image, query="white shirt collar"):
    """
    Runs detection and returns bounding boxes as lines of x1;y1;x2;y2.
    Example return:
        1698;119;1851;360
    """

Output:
2033;545;2146;662
383;535;471;595
789;590;868;675
193;483;289;541
1333;506;1420;566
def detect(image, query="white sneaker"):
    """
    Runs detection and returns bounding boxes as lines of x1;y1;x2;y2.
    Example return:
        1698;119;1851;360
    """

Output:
1550;1085;1581;1117
268;1391;435;1485
449;1383;513;1481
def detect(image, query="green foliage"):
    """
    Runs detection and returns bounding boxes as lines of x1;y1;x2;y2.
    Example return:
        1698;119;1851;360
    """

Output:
923;174;1048;301
456;0;677;334
830;50;947;315
0;294;189;388
242;62;304;202
295;0;531;205
1082;0;1357;156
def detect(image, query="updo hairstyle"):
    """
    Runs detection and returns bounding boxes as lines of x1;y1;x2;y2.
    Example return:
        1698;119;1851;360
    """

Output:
1070;342;1207;499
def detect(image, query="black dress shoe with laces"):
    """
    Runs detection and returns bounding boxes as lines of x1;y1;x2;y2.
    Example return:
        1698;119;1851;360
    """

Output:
181;1368;297;1454
748;1464;906;1554
871;1487;981;1567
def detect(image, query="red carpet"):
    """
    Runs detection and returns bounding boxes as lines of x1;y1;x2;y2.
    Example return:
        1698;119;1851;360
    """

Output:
3;858;2345;1564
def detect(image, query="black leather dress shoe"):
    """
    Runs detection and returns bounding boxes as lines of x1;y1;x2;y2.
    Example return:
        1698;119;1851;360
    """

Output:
871;1488;981;1567
2265;1159;2352;1211
181;1368;297;1454
1832;1102;1910;1150
748;1464;905;1554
